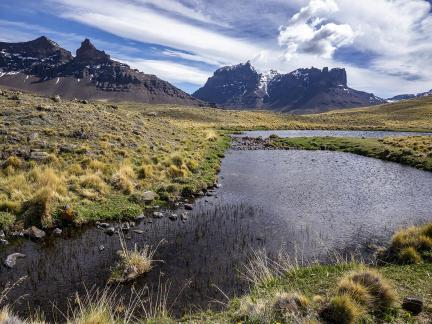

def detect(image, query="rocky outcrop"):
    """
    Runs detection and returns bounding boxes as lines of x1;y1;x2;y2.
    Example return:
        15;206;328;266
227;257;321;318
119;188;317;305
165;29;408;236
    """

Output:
193;62;385;113
0;37;202;105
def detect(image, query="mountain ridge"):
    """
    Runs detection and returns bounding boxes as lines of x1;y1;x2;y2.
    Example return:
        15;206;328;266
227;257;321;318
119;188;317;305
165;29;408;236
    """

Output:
193;62;386;113
0;36;202;105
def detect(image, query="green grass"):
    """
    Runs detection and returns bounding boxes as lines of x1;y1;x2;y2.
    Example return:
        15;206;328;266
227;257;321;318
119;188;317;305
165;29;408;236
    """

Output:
269;136;432;171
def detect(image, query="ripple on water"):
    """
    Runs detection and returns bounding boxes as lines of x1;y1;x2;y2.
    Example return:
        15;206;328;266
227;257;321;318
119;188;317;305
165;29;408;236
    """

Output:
1;150;432;319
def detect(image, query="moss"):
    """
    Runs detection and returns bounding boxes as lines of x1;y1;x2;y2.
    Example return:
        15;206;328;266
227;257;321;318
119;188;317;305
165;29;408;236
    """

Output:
75;195;142;223
0;211;16;230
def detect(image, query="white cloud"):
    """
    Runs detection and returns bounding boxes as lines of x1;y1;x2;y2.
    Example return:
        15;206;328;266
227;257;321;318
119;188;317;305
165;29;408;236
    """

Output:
49;0;264;66
118;57;211;85
161;49;223;66
278;0;355;59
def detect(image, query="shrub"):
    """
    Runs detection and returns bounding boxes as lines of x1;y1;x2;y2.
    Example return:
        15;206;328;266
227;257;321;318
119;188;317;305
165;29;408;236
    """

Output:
320;295;363;324
398;247;422;264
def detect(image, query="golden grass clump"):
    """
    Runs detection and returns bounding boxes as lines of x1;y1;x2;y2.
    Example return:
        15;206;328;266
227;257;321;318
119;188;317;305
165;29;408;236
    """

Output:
137;164;154;179
3;156;23;169
272;292;310;321
320;295;364;324
398;247;422;264
233;296;270;323
108;236;159;284
167;165;187;178
337;277;373;307
344;269;396;313
111;163;135;194
79;173;109;195
87;160;110;175
383;223;432;264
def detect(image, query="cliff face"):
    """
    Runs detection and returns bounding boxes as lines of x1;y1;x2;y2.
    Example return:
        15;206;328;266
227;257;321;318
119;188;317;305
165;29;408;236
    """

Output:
194;63;385;113
0;37;202;105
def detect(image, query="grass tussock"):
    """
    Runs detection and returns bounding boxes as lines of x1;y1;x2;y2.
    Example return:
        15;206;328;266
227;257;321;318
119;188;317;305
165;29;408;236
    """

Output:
108;235;161;284
320;295;364;324
111;163;136;194
380;223;432;264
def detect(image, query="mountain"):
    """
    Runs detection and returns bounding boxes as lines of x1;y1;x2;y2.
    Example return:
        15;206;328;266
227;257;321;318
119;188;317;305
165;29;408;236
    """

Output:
193;62;385;113
0;37;201;105
387;89;432;102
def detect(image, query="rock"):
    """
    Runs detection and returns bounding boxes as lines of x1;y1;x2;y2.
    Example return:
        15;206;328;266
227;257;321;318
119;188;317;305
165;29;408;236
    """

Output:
52;228;62;236
0;239;9;245
121;223;130;232
10;231;24;238
142;191;157;202
24;226;46;239
81;99;89;104
169;213;178;221
147;112;157;117
181;213;188;221
152;212;164;218
0;230;5;239
9;94;20;100
27;132;39;142
98;245;105;251
216;183;222;188
402;297;423;315
133;230;144;234
96;222;110;228
105;227;116;235
52;95;61;103
59;144;77;153
129;221;136;227
4;253;25;268
184;203;193;210
30;150;49;160
136;215;145;220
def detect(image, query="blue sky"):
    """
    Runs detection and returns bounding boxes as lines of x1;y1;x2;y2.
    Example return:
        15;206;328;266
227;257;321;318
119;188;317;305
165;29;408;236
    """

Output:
1;0;432;97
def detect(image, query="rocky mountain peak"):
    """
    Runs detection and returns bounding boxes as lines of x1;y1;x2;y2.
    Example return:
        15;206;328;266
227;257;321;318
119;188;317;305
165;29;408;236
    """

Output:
75;39;110;64
194;62;384;113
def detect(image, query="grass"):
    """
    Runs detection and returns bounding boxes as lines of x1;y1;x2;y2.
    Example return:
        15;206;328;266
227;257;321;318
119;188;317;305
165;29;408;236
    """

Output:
379;223;432;264
269;136;432;171
108;235;161;284
1;90;432;229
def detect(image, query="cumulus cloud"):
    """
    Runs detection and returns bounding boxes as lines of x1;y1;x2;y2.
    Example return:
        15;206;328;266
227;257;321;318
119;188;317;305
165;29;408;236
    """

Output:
278;0;355;58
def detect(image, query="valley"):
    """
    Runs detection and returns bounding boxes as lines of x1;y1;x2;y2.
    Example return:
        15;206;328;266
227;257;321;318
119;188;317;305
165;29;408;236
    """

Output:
0;88;432;323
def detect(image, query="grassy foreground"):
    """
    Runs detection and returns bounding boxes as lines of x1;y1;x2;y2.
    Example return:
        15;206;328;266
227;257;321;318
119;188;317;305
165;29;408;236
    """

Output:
0;89;432;230
2;224;431;323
